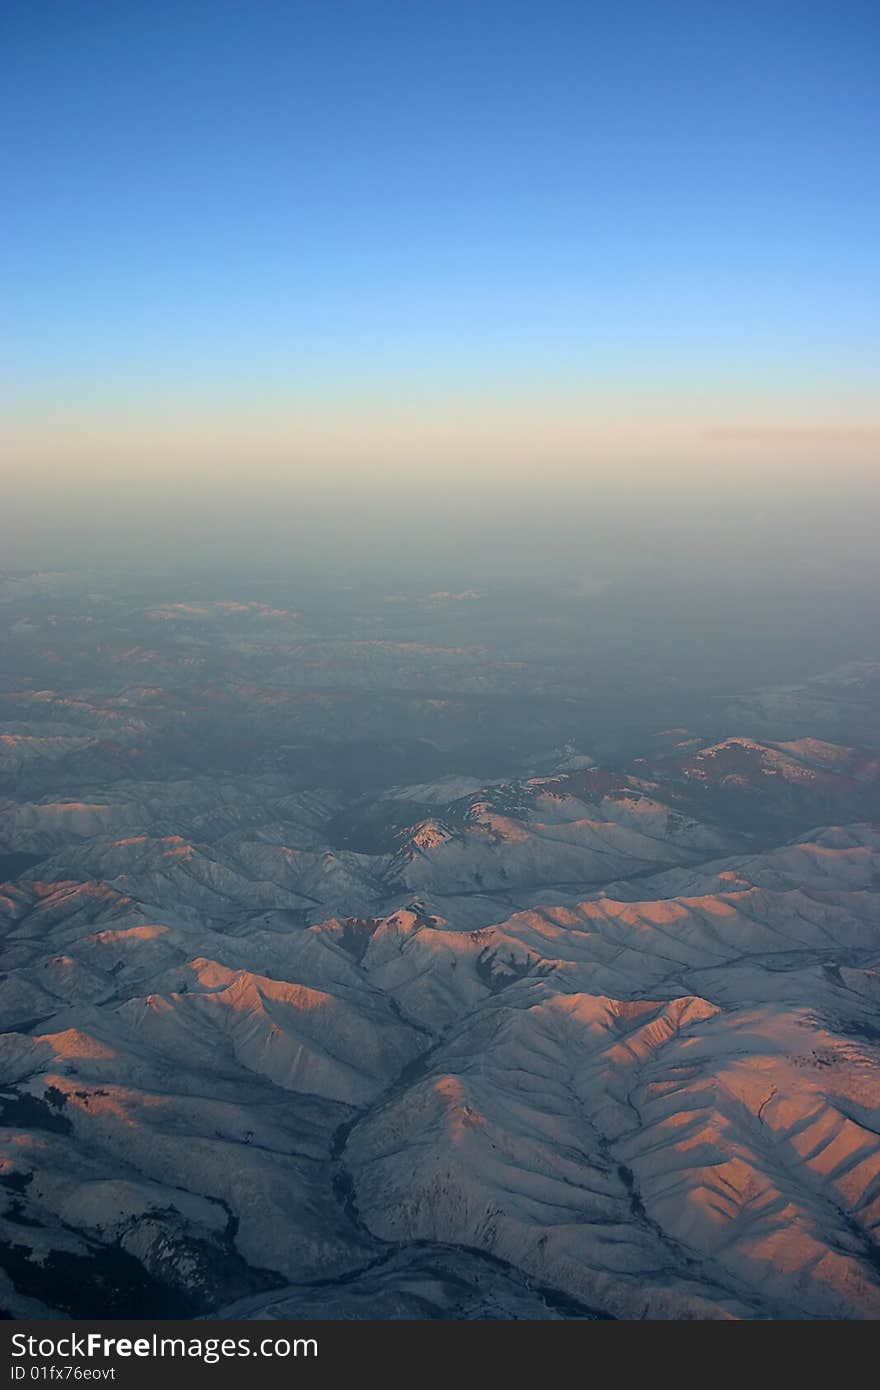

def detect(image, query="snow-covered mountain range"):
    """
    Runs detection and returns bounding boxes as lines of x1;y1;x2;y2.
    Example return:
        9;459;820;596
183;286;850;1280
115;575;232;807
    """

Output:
1;573;878;1319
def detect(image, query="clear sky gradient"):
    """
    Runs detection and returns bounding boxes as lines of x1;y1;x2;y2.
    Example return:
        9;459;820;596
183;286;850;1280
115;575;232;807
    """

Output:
3;1;879;552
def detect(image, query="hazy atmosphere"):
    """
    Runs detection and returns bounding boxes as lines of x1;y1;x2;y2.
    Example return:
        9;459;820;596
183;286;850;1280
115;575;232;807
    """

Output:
4;2;879;572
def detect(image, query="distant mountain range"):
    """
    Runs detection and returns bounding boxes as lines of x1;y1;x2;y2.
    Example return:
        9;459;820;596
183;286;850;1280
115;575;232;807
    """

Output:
1;574;878;1319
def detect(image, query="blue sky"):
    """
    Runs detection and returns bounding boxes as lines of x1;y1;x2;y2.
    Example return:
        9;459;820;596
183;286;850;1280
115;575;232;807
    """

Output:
3;1;879;459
